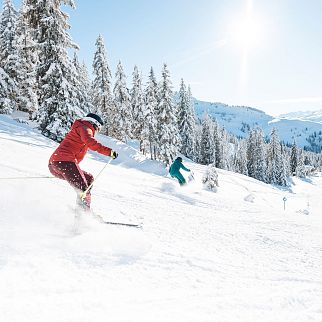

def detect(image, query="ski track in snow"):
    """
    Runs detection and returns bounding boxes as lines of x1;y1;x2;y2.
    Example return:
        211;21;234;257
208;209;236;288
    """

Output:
1;115;322;322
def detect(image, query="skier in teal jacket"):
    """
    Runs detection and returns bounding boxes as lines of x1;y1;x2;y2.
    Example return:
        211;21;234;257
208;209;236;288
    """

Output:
169;157;191;186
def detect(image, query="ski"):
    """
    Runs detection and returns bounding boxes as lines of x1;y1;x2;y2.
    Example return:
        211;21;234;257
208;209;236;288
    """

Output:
90;212;142;228
71;206;142;229
100;220;142;228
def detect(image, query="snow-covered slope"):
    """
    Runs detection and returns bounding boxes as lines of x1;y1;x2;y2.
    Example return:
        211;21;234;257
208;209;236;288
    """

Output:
194;99;322;151
1;115;322;322
280;109;322;124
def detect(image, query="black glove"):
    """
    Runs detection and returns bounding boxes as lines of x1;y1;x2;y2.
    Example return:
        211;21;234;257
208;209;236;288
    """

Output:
111;150;118;159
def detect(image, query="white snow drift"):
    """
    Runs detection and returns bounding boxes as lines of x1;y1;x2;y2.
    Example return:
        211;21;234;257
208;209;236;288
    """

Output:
1;115;322;322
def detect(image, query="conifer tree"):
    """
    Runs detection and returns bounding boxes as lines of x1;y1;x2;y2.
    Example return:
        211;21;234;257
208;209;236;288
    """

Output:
81;61;93;111
296;149;306;178
194;124;202;163
13;2;38;114
281;143;291;177
185;86;196;158
0;0;18;113
73;53;91;114
280;143;289;184
31;0;84;141
290;141;298;176
202;162;219;192
156;63;179;165
112;60;132;142
177;79;187;138
92;35;112;133
267;128;287;185
142;67;158;159
130;65;144;142
199;114;215;165
247;128;267;182
234;139;248;175
177;80;196;159
0;0;17;71
220;129;233;170
0;68;15;113
213;119;223;168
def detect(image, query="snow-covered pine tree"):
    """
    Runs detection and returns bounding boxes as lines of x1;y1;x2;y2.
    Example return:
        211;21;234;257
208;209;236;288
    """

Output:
199;113;215;165
247;128;267;182
213;119;223;168
0;0;17;70
267;127;279;183
73;53;91;115
234;139;248;175
194;123;202;163
185;85;196;158
142;67;158;159
303;150;319;173
303;152;313;166
31;0;84;141
112;60;132;142
290;141;298;176
267;128;287;186
220;129;233;170
281;143;291;177
130;65;145;143
280;143;289;183
256;128;267;183
156;63;179;165
177;80;196;160
13;2;38;114
246;129;256;178
92;35;112;134
81;61;93;112
177;78;187;145
296;149;306;178
202;162;218;192
0;0;18;114
0;68;15;113
318;151;322;171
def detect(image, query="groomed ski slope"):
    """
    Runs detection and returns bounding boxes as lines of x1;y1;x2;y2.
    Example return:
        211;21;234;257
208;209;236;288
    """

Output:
1;114;322;322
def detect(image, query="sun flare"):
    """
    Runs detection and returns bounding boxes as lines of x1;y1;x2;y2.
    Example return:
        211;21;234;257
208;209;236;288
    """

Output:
227;0;264;100
232;16;261;49
229;0;262;52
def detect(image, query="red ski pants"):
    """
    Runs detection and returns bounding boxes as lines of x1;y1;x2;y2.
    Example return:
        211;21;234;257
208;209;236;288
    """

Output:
48;161;94;209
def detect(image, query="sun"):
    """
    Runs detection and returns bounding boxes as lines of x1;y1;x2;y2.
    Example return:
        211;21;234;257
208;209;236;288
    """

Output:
226;0;265;100
229;0;262;51
232;17;261;49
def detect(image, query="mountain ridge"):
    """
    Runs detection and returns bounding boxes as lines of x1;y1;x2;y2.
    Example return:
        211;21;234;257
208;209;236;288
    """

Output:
279;110;322;123
193;98;322;152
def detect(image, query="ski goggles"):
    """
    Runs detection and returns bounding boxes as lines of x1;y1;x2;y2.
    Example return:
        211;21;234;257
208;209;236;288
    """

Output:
93;122;102;132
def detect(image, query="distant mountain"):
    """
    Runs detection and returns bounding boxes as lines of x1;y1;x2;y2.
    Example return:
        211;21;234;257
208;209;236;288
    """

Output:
193;99;322;152
279;110;322;123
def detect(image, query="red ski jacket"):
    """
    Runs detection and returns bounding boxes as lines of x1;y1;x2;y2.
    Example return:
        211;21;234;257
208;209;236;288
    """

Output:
49;119;112;164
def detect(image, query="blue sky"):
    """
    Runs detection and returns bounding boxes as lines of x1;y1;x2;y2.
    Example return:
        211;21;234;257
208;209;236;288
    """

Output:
12;0;322;116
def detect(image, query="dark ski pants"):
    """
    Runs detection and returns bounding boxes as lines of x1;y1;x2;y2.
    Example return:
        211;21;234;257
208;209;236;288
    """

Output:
48;161;94;209
171;172;186;186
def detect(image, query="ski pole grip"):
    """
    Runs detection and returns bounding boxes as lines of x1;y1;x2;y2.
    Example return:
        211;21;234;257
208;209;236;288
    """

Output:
79;191;86;201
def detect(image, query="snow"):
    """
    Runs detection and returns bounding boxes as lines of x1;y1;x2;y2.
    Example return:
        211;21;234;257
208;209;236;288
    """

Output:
1;114;322;322
193;99;322;150
280;110;322;124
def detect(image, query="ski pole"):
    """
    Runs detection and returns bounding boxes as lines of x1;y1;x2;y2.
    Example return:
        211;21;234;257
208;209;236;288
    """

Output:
0;176;55;180
80;158;113;200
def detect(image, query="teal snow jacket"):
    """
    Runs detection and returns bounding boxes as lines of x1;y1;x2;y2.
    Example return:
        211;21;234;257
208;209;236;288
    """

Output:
169;158;190;176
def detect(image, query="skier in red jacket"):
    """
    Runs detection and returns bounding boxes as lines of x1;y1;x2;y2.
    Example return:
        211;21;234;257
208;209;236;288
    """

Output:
48;113;118;211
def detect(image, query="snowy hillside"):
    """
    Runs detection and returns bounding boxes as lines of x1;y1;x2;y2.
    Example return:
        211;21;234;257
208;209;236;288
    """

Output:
280;109;322;124
194;99;322;151
1;114;322;322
